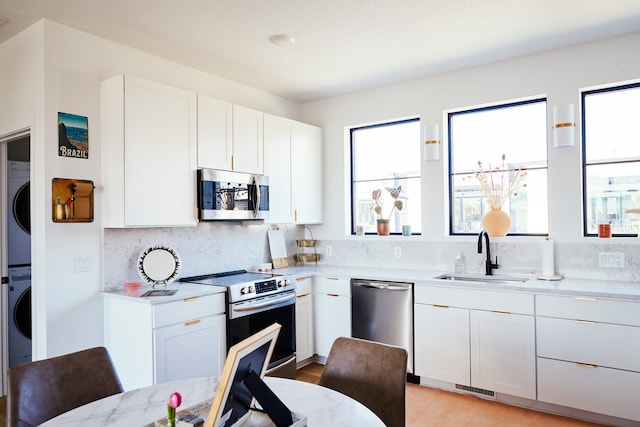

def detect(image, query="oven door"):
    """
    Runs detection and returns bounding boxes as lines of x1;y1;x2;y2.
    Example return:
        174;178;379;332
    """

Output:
227;290;296;377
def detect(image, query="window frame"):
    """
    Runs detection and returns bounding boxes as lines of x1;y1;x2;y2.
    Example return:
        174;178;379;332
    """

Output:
350;117;421;236
447;97;549;237
581;81;640;238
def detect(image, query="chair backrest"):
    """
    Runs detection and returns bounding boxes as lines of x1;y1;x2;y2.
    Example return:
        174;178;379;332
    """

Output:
8;346;124;427
318;337;407;427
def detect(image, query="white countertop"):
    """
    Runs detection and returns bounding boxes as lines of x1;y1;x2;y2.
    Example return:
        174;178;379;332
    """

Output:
101;265;640;303
277;265;640;301
99;282;225;304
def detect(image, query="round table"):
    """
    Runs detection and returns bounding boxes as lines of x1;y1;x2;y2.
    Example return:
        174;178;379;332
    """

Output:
39;376;384;426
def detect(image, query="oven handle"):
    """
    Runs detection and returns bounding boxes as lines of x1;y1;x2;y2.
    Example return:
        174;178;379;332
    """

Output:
232;293;295;312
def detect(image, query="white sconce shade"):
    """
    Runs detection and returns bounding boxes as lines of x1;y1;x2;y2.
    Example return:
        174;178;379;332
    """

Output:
553;104;575;148
423;124;440;161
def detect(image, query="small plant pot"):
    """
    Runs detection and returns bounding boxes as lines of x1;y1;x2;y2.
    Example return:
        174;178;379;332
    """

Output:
376;219;390;236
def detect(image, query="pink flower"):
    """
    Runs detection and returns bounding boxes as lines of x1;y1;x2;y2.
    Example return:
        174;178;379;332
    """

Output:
169;392;182;409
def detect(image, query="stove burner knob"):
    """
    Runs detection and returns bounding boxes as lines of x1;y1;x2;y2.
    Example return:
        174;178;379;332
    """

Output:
241;286;253;295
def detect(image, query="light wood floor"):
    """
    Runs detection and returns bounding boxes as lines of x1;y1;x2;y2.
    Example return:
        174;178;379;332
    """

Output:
296;363;604;427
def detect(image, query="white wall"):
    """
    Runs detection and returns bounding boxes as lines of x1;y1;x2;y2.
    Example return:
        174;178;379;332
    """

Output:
299;32;640;281
0;19;303;360
301;31;640;244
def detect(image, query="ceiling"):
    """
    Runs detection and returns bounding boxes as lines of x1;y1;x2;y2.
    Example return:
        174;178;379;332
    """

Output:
2;0;640;103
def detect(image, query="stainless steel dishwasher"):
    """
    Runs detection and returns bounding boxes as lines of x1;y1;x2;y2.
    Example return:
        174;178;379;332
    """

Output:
350;279;414;375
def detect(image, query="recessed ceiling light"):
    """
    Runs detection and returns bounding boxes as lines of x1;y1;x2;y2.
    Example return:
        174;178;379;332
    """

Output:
269;34;295;47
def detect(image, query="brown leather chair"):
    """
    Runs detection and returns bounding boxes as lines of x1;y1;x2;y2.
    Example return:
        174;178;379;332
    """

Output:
8;346;124;427
319;337;407;427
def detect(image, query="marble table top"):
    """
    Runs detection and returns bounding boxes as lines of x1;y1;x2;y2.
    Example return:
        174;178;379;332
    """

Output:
39;376;384;426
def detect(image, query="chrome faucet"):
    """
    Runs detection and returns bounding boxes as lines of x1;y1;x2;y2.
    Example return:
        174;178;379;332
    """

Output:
477;230;499;275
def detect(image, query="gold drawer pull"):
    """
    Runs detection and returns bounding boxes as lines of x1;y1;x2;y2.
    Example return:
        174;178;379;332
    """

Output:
327;277;339;281
575;296;597;301
576;319;597;325
492;311;511;315
296;295;308;298
327;293;339;297
184;319;201;326
433;305;449;309
183;296;200;303
576;362;598;368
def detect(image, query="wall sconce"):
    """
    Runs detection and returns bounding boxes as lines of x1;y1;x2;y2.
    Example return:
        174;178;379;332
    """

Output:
423;124;440;161
553;104;575;148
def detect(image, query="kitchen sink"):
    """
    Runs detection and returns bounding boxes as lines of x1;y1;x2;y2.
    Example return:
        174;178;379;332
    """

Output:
434;274;529;284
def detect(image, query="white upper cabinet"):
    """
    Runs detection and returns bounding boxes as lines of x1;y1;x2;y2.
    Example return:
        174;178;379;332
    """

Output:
264;114;293;223
197;95;233;170
233;105;264;174
101;74;197;227
291;121;322;224
197;98;264;174
264;115;322;224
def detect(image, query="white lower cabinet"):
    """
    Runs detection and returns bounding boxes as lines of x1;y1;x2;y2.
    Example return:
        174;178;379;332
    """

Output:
536;294;640;422
295;276;315;364
154;313;226;384
104;292;226;391
315;277;351;358
414;284;536;400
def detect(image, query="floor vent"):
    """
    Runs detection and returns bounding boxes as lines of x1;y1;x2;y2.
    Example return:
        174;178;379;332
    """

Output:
455;384;496;398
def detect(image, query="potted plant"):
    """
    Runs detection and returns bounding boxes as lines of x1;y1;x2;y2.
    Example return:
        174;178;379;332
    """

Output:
372;186;404;235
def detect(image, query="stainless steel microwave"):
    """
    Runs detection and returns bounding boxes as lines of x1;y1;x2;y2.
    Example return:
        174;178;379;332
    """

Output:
197;169;269;220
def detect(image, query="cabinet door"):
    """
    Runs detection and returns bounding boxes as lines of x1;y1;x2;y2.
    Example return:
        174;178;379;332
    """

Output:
296;292;315;362
154;314;226;384
264;114;294;223
291;122;322;224
197;95;233;170
123;76;197;226
470;310;536;399
315;293;350;358
414;304;470;385
232;105;263;174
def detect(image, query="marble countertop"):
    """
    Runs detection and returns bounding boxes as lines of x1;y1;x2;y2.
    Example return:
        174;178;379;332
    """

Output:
101;264;640;304
99;282;225;304
278;265;640;301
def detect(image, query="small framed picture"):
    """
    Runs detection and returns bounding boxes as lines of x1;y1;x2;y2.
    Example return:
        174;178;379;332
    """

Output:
58;112;89;159
205;323;282;427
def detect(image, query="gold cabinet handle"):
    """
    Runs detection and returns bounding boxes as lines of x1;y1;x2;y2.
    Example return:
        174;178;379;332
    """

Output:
576;362;598;368
576;319;598;325
492;311;511;315
184;319;201;326
183;296;200;302
433;304;449;309
327;293;339;297
575;296;597;301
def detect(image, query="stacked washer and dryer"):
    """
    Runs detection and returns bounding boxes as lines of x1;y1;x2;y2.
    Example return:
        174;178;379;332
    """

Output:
7;160;32;367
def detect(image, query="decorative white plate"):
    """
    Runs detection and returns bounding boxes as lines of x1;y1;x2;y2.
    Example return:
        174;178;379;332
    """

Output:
137;245;181;287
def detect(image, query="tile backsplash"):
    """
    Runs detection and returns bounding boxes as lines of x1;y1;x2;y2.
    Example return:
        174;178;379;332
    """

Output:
103;225;640;289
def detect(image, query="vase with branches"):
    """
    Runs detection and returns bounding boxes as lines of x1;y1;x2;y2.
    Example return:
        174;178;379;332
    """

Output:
473;154;527;210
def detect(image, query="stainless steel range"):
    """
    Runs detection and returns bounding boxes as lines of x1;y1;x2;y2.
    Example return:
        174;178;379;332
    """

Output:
180;270;298;378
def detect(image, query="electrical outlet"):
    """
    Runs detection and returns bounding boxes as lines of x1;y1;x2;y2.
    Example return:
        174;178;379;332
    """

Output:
598;251;624;268
74;256;92;272
394;247;402;260
325;245;332;256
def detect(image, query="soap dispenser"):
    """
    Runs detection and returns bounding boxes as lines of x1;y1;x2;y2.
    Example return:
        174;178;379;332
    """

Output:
454;252;465;274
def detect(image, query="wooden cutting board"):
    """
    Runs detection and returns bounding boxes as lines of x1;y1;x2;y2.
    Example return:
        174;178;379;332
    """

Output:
268;227;289;268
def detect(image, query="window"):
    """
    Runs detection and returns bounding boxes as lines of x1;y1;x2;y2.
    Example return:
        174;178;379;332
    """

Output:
351;118;421;235
583;82;640;237
449;99;548;235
